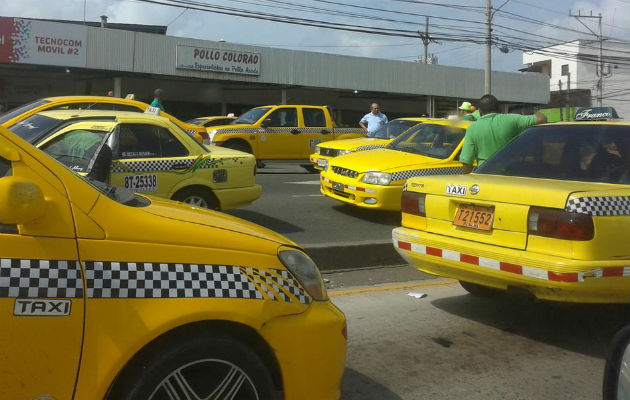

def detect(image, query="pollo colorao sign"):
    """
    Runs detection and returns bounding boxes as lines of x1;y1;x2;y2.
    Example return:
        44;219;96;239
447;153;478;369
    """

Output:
0;17;87;67
176;44;260;76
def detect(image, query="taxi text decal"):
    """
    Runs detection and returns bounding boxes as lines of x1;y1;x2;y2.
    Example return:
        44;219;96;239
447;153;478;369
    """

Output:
446;184;467;196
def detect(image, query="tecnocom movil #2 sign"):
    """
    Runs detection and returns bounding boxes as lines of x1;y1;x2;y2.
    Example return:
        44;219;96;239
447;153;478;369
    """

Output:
176;44;260;76
0;17;87;67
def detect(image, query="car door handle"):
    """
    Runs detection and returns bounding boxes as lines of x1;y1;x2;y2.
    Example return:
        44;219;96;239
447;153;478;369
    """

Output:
291;129;301;135
321;130;330;134
171;162;189;170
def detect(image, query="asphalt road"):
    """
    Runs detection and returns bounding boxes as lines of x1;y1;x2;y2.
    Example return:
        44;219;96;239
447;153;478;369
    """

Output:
226;164;400;245
330;275;628;400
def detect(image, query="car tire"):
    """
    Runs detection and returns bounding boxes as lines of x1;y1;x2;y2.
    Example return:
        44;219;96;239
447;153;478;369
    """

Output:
459;281;502;297
107;333;278;400
301;164;318;173
172;187;219;210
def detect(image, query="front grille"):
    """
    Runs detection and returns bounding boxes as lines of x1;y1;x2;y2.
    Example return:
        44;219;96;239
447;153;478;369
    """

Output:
320;147;338;157
332;166;359;178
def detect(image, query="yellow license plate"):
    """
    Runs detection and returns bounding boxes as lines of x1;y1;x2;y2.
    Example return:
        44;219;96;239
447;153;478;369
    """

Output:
453;204;494;231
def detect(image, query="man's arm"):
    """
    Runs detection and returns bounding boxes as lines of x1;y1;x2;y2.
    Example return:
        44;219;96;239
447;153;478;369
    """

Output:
459;133;476;174
462;163;474;174
513;112;547;131
359;121;367;131
535;111;547;124
383;114;388;123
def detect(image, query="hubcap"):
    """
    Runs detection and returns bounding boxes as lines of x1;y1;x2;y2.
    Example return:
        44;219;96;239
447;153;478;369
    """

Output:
182;195;209;208
149;359;259;400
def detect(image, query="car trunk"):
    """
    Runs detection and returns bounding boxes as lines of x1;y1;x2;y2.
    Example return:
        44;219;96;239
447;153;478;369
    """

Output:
420;174;614;251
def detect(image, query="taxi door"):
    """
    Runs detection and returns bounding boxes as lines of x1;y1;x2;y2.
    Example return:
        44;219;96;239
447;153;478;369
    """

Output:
109;122;198;197
0;134;84;399
257;106;302;159
300;107;330;158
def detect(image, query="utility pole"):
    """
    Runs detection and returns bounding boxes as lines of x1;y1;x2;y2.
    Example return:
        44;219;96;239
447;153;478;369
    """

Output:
570;10;604;107
485;0;491;94
421;17;431;64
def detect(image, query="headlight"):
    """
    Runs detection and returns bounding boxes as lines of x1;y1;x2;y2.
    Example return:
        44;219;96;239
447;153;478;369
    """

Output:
324;162;329;172
338;149;353;156
315;146;321;154
361;171;391;185
208;130;218;142
278;249;327;301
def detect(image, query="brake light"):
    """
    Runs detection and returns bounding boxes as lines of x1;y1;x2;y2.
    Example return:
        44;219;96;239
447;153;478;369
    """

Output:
401;191;426;216
527;207;594;241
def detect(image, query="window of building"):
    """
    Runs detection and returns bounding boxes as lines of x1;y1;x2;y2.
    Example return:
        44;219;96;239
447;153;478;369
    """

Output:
561;64;569;76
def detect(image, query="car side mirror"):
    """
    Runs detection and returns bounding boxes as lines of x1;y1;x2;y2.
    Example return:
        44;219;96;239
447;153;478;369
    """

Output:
261;118;273;128
0;177;46;225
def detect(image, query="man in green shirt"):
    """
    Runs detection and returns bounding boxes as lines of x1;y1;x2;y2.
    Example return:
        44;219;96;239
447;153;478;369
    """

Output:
460;94;547;173
150;88;165;111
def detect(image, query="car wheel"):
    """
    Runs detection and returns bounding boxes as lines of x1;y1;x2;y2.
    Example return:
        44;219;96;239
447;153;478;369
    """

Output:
459;281;502;297
107;334;278;400
301;164;318;173
173;187;219;210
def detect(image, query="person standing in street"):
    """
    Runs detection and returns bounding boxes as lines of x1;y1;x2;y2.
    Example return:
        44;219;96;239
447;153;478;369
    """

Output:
359;103;388;134
460;94;547;173
459;101;476;121
151;88;165;111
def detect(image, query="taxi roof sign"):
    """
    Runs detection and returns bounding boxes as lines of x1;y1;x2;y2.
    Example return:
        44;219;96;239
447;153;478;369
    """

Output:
144;106;161;116
575;107;619;121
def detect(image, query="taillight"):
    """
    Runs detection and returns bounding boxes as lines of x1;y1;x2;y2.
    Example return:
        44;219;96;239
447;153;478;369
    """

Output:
401;191;426;216
527;207;594;241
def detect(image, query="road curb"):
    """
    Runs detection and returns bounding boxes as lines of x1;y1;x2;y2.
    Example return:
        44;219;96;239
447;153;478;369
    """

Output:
303;239;405;271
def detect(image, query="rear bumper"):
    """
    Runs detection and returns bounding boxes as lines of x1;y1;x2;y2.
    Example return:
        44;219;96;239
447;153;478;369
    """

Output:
214;184;262;210
261;301;347;400
392;226;630;303
320;173;402;211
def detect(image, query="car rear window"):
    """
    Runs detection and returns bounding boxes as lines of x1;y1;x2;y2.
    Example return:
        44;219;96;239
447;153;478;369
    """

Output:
476;124;630;184
0;99;50;124
8;114;61;143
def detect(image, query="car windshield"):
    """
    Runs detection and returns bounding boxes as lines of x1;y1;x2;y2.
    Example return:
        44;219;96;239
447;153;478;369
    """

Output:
0;99;50;124
233;107;271;125
368;120;422;139
476;124;630;184
387;123;466;159
8;114;62;144
186;118;207;126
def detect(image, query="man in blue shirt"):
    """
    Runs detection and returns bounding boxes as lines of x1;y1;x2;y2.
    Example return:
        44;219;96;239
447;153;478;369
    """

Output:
359;103;388;134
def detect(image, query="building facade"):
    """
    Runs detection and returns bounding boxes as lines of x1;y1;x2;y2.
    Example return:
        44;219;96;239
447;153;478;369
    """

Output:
0;16;550;124
523;39;630;118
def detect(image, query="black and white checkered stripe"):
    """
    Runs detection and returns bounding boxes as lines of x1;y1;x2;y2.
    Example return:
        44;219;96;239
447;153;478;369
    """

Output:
355;144;386;151
390;166;463;182
85;262;263;299
565;196;630;216
214;127;364;135
0;259;83;298
270;268;310;304
250;268;286;301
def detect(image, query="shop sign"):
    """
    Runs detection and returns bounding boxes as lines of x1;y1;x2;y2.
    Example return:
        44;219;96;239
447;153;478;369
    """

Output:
176;45;260;76
0;17;87;67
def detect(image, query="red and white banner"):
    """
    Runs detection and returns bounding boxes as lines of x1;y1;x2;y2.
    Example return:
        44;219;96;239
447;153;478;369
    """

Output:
0;17;87;67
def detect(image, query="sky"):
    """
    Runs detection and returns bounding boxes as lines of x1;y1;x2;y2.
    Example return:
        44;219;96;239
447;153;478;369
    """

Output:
0;0;628;72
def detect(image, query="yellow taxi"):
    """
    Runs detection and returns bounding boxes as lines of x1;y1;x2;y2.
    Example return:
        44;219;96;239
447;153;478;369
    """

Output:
393;118;629;303
0;95;209;143
207;105;364;170
310;117;438;170
321;120;471;211
187;115;238;128
8;110;261;210
0;123;346;400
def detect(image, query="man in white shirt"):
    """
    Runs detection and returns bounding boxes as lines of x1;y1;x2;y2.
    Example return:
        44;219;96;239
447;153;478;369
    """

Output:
359;103;388;134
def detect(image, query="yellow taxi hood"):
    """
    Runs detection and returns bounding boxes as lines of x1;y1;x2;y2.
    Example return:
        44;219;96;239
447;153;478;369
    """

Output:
406;173;625;209
207;145;254;158
331;148;441;173
141;197;294;246
319;137;389;150
211;124;253;131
